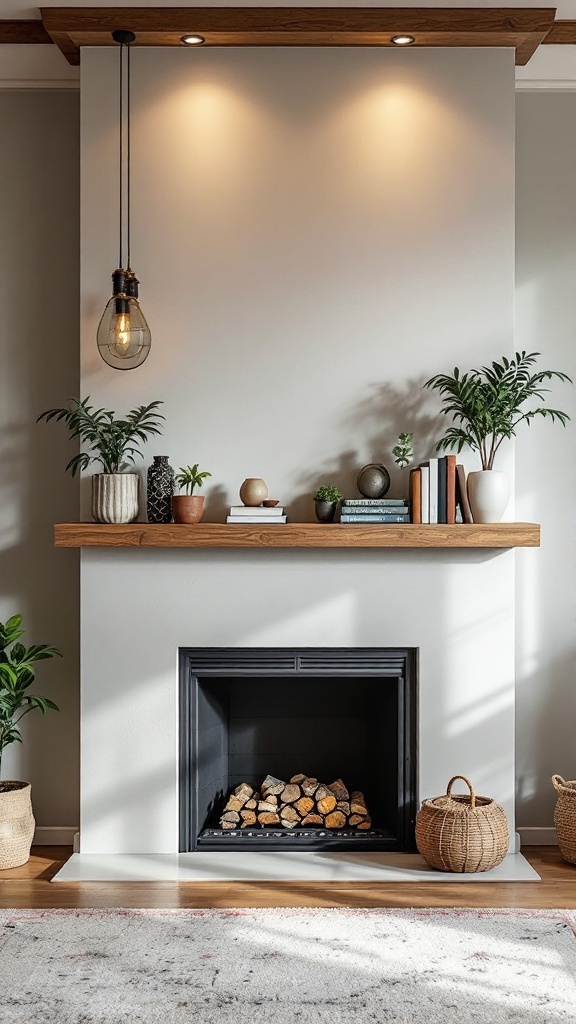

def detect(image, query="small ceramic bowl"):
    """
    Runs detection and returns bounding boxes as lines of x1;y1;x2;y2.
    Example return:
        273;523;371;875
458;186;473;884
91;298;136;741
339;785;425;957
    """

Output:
262;499;279;507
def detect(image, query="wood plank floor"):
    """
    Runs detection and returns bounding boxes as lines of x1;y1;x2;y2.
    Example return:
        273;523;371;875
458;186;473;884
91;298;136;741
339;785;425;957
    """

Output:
0;847;575;909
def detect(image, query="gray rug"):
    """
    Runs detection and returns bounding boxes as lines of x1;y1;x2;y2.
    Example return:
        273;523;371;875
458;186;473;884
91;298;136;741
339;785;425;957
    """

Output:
0;908;575;1022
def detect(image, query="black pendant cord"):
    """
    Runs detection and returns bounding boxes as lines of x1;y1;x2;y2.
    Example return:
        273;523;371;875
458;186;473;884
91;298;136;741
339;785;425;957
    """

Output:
126;39;131;273
118;38;124;271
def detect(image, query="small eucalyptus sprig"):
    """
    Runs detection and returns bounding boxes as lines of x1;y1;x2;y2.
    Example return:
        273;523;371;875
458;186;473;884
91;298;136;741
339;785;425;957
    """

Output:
392;432;414;469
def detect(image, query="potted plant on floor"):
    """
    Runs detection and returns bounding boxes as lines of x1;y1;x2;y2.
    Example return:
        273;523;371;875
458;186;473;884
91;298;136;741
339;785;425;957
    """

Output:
173;464;212;523
0;615;61;869
37;397;164;523
313;484;343;523
424;351;571;523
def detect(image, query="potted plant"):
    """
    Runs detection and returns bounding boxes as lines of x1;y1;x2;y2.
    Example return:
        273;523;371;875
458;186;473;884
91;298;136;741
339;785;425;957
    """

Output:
173;464;212;524
424;351;571;523
0;615;61;869
313;483;343;523
37;397;164;524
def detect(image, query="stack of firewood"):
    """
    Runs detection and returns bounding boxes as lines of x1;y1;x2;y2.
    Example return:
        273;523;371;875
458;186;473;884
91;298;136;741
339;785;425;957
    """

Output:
219;774;371;830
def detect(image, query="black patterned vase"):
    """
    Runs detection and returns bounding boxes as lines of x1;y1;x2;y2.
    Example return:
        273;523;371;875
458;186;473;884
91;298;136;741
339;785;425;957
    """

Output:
147;456;175;523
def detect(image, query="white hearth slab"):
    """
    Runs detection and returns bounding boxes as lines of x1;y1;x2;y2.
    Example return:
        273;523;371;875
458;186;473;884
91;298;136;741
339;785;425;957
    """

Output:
52;852;539;883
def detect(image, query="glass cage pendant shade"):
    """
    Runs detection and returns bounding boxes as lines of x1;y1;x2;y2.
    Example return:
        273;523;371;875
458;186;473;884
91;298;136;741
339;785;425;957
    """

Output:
97;269;151;370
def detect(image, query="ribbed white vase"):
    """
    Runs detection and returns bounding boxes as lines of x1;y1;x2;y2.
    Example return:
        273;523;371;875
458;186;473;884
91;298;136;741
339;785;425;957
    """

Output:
91;473;139;524
467;470;509;524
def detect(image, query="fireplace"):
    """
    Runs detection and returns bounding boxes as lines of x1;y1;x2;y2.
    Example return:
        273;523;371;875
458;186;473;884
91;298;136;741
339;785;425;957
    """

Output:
179;647;417;852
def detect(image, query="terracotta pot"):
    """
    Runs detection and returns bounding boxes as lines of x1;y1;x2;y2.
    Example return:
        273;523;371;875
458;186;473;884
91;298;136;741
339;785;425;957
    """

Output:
0;781;35;870
239;477;268;507
172;494;205;524
91;473;139;524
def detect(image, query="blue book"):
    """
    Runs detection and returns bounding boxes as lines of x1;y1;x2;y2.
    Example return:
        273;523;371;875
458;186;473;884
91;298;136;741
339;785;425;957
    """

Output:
342;505;409;515
340;514;411;523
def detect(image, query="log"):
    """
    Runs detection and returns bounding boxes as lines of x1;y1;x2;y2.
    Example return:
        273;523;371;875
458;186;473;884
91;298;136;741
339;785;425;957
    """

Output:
245;798;257;810
349;814;371;828
224;794;244;813
336;801;350;817
280;783;301;804
325;810;347;829
221;810;240;824
258;800;278;814
281;805;301;823
294;796;315;817
357;818;372;830
350;791;368;815
328;778;349;802
281;818;298;829
301;813;323;826
221;819;236;830
240;810;257;827
314;784;332;801
258;811;280;826
234;782;254;803
317;793;337;815
301;777;319;797
261;775;285;796
290;774;306;784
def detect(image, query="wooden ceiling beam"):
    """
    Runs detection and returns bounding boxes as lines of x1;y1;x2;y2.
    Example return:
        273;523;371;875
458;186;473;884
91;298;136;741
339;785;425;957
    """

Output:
0;20;52;45
39;7;556;67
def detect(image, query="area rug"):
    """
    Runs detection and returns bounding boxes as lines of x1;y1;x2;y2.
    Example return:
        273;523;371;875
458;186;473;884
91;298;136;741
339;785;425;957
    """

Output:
1;908;575;1023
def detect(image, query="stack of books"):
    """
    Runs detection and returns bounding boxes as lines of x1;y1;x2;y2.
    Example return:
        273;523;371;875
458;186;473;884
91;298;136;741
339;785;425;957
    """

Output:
340;499;410;523
409;455;472;524
227;505;287;524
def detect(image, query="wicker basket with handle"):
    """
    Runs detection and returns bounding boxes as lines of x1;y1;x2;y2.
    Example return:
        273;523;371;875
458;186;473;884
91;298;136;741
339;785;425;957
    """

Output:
552;775;576;865
415;775;509;873
0;782;35;870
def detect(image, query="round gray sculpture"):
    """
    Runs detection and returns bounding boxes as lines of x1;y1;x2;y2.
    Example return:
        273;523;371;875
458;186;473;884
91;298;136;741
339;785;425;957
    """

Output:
357;463;391;499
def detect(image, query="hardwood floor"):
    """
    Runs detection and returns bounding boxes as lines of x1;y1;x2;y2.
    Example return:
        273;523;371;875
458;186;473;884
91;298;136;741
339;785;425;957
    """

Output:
0;847;575;909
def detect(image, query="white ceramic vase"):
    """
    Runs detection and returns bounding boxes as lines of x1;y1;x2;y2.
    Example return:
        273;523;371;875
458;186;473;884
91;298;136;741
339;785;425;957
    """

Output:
91;473;139;524
467;470;509;524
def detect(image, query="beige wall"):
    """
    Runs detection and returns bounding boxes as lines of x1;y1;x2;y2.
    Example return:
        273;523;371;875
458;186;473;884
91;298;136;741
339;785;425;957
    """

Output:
0;91;80;831
516;93;576;831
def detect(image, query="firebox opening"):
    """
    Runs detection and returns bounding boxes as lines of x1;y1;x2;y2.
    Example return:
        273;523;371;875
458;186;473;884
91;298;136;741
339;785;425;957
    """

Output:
179;648;417;853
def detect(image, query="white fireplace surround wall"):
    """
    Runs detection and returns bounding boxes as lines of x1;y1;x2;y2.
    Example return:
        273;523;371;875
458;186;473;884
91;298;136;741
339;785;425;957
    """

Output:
80;47;515;855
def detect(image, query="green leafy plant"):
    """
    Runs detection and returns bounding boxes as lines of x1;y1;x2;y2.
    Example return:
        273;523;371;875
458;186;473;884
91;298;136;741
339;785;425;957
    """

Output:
392;432;414;469
313;484;343;503
174;464;212;494
0;615;61;780
424;352;571;470
37;397;165;475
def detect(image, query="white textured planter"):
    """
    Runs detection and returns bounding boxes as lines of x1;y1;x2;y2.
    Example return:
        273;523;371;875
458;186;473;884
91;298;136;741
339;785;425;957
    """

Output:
0;782;35;870
91;473;139;524
467;470;509;524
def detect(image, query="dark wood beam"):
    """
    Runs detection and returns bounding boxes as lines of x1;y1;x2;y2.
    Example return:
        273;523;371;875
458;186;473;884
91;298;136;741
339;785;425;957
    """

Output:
0;20;52;45
543;20;576;43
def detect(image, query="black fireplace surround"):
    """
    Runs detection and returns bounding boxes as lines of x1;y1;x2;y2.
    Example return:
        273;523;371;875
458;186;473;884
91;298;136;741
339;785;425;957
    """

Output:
179;647;418;852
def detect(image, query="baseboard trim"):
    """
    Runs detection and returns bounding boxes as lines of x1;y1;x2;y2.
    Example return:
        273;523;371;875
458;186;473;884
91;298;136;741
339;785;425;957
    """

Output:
518;827;557;846
33;826;78;846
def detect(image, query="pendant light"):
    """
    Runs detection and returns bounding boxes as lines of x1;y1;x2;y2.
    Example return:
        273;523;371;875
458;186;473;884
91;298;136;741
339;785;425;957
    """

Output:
97;30;151;369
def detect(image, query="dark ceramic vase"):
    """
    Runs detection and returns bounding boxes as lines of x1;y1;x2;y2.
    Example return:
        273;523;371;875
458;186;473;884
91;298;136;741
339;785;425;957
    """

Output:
315;500;337;523
147;456;175;523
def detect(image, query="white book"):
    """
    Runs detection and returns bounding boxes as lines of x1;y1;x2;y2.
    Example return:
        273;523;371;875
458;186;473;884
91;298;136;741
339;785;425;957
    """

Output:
428;457;439;524
420;465;430;525
229;505;284;516
227;515;287;524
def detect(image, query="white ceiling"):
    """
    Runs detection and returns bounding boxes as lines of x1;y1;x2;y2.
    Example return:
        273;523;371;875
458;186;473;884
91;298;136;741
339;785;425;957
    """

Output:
2;1;576;88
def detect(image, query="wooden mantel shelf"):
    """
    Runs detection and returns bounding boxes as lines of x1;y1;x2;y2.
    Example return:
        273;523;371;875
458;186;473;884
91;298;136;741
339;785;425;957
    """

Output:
54;522;540;549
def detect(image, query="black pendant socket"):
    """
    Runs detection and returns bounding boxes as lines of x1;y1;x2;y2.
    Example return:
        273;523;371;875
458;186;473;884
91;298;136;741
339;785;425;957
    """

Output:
112;269;127;296
112;29;136;46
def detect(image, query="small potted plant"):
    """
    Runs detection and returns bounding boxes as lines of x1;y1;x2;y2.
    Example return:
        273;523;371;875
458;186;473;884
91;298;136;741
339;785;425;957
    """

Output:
424;351;571;523
37;397;165;524
0;615;61;869
313;483;343;523
173;464;212;523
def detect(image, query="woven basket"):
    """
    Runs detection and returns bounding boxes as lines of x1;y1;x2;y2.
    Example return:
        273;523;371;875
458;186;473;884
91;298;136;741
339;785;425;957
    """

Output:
415;775;509;873
0;782;35;870
552;775;576;865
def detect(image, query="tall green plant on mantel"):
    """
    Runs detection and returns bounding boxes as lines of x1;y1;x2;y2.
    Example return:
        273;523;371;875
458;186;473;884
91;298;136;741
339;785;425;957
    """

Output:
0;615;61;782
424;352;571;471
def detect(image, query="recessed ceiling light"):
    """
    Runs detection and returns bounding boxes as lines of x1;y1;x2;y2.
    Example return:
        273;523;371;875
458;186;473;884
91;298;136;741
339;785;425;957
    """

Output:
181;34;205;45
391;35;415;46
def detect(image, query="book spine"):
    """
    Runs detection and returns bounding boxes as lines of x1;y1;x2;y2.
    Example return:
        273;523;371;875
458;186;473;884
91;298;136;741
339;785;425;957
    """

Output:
227;516;287;523
420;465;430;524
340;514;411;523
229;507;284;515
438;457;447;524
446;455;457;524
428;458;439;524
342;499;409;506
409;468;421;524
341;505;408;515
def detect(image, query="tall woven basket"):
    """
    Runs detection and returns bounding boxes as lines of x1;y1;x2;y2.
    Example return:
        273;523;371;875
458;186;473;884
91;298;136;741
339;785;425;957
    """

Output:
416;775;509;873
552;775;576;865
0;782;35;870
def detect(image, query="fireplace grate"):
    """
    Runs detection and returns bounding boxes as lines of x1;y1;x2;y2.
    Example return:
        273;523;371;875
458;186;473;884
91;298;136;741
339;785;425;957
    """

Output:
197;826;396;850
